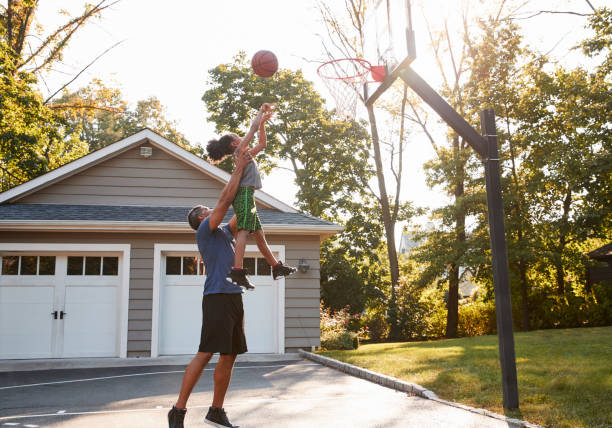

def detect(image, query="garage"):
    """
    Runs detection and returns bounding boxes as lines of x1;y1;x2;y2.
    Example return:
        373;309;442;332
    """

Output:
153;244;284;356
0;244;130;359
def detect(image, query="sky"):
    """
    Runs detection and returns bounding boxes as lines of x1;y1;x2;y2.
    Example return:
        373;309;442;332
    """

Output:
29;0;601;242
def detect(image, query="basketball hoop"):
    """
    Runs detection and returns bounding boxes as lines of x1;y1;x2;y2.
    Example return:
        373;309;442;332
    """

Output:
317;58;386;120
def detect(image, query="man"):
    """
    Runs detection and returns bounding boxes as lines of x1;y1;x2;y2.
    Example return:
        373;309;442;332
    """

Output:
167;150;253;428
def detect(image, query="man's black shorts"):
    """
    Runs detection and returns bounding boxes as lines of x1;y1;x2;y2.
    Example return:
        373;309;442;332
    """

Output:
198;293;247;355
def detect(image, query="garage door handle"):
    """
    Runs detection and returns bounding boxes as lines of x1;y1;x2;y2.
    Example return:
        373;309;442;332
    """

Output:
60;311;66;319
52;311;58;319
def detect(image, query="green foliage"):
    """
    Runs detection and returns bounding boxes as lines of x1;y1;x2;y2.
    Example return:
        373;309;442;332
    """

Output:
320;329;359;351
361;306;389;342
320;304;362;350
0;38;87;191
53;79;196;153
457;300;497;337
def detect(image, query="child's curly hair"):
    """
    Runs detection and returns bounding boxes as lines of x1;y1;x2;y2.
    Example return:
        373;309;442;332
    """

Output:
206;134;236;162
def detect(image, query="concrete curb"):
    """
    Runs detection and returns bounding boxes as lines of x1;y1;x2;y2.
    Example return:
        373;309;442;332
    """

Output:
299;350;543;428
0;353;302;372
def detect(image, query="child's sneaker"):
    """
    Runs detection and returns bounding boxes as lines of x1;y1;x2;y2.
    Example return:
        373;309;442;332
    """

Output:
272;261;297;280
204;406;238;427
168;405;186;428
229;268;255;290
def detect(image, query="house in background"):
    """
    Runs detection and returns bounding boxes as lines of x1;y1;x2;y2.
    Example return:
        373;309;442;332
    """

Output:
587;242;612;289
0;129;341;359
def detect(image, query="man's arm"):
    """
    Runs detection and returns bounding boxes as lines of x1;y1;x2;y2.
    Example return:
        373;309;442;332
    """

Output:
207;152;251;231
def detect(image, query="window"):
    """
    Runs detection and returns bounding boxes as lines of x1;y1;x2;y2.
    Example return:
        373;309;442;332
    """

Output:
102;257;119;275
1;256;18;275
39;257;56;275
165;256;205;275
244;257;256;274
67;256;84;275
257;258;271;276
20;256;37;275
85;257;101;275
243;256;271;276
67;256;119;276
0;256;56;276
183;257;197;275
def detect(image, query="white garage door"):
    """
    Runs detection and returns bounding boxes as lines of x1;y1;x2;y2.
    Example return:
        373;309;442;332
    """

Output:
0;253;123;359
159;250;281;355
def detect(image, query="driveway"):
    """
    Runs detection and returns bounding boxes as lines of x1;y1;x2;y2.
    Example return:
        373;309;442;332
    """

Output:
0;360;519;427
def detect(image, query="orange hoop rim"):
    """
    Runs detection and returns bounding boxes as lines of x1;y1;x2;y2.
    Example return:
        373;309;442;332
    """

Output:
317;58;372;81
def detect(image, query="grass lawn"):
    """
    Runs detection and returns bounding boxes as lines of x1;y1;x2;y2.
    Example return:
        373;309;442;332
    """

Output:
318;326;612;428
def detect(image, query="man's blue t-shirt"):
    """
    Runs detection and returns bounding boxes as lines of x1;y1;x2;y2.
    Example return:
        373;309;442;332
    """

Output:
196;217;243;295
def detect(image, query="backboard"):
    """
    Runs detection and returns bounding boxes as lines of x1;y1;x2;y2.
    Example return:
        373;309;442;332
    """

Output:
363;0;416;106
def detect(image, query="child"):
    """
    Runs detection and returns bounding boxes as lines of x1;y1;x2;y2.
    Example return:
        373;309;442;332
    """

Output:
206;103;296;289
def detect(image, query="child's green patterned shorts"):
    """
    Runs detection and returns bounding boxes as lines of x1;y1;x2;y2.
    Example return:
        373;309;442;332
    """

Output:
233;186;262;232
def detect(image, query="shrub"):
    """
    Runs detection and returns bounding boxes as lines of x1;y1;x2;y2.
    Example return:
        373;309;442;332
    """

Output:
361;306;389;341
458;300;497;336
320;329;359;350
320;302;363;350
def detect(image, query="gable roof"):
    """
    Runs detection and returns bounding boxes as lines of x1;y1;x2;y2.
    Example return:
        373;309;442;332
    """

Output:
0;128;297;213
588;243;612;260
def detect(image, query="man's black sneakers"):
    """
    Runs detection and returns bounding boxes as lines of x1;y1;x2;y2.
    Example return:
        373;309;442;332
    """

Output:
204;406;238;427
168;405;186;428
229;268;255;290
273;261;297;280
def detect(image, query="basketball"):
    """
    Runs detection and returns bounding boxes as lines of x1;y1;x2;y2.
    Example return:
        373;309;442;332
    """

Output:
251;50;278;78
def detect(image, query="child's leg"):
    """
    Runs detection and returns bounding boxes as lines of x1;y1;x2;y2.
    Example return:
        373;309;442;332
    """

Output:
234;230;249;269
253;229;278;266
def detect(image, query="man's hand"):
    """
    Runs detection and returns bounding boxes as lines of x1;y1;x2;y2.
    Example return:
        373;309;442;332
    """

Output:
233;150;252;170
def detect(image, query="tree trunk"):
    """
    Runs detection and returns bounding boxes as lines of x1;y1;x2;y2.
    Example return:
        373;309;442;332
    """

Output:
446;136;465;338
556;189;572;295
447;263;460;338
518;258;530;330
366;104;400;338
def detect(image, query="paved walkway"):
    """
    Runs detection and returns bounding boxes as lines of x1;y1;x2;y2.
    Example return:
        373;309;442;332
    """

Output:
0;360;521;427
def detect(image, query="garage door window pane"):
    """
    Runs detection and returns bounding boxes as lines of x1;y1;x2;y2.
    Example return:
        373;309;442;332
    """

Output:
257;258;271;276
1;256;19;275
67;256;84;275
183;257;197;275
20;256;37;275
103;257;119;275
39;256;56;275
85;257;101;275
166;257;181;275
198;258;205;275
244;257;255;275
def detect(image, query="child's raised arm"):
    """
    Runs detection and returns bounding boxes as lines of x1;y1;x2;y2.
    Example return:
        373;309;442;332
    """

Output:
235;103;275;154
250;109;274;157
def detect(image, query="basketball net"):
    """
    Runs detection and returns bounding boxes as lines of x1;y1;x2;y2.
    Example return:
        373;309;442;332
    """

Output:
317;58;372;120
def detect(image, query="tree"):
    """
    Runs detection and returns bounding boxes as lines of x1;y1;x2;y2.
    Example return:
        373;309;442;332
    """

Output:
53;79;194;152
0;0;119;191
317;0;415;339
0;37;87;191
1;0;119;90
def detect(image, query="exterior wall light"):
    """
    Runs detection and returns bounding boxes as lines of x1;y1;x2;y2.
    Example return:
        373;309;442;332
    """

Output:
298;259;310;273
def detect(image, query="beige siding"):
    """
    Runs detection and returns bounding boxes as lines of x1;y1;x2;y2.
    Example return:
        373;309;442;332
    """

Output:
18;145;232;207
264;234;321;349
0;230;322;355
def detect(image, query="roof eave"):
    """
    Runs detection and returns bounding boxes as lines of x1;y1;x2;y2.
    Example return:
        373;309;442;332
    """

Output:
0;220;343;237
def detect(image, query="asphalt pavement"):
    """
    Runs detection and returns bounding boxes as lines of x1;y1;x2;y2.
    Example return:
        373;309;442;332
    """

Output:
0;359;520;428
